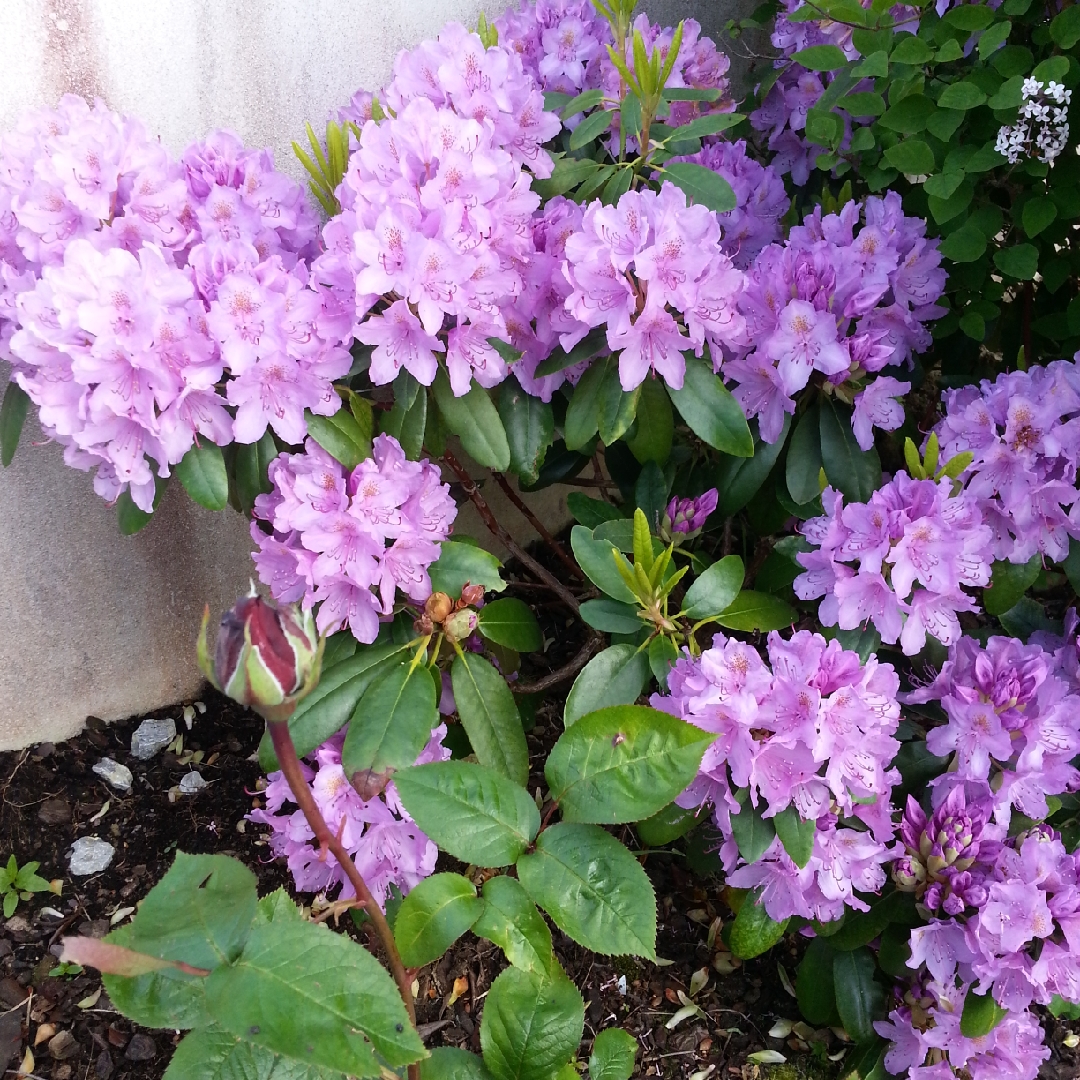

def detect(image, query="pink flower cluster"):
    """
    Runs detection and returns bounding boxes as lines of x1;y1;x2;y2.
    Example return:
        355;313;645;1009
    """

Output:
316;84;553;395
905;635;1080;826
1;96;348;511
652;629;903;924
794;473;994;655
934;359;1080;564
728;192;945;446
671;140;788;270
249;725;450;909
251;434;457;643
561;183;746;391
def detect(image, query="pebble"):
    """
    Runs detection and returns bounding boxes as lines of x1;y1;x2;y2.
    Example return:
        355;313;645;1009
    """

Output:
95;1050;114;1080
123;1034;156;1062
179;772;207;794
48;1030;79;1060
37;797;71;825
130;716;176;760
92;758;133;793
68;837;115;876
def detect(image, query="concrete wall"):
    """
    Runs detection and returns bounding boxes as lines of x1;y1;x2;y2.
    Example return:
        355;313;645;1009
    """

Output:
0;0;755;750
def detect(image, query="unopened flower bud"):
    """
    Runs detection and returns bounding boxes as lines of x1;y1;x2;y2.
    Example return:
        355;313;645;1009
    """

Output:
893;854;926;892
197;591;322;722
443;609;479;643
660;488;718;544
460;583;486;607
413;613;434;636
425;592;453;623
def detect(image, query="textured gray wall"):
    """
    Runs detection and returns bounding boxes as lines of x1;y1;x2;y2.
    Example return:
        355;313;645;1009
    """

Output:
0;0;755;750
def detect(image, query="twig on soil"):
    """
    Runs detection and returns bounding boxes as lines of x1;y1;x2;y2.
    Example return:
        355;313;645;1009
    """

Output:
491;472;583;583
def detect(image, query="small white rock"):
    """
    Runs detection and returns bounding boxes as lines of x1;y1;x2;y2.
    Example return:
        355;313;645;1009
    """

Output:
69;837;115;876
92;758;133;792
130;716;176;760
179;772;207;794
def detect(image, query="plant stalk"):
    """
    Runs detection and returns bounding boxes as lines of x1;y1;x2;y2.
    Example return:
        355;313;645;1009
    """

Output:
266;719;421;1080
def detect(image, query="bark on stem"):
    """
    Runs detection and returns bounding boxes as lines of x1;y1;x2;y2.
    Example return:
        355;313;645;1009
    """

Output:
267;720;420;1080
491;472;583;583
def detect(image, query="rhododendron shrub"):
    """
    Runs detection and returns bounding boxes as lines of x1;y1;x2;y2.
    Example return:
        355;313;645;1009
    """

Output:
7;0;1080;1077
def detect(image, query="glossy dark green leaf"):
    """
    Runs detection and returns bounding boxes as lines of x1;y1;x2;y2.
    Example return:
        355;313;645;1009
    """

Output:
566;493;624;529
793;44;848;70
728;892;788;960
648;634;678;691
429;541;506;598
234;431;278;515
940;224;987;263
597;365;640;446
884;139;934;175
1051;5;1080;47
879;95;936;134
635;802;698;846
634;460;668;532
1023;197;1058;238
207;920;423;1074
498;376;554;485
662;162;737;213
580;598;643;634
534;327;607;378
773;806;816;869
393;761;539;868
713;415;791;518
786;406;823;504
570;526;637;603
422;1047;495;1080
516;823;656;957
162;1026;345;1080
937;80;987;110
984;555;1041;616
715;591;796;632
546;704;713;824
833;947;885;1043
394;873;484;968
819;398;882;501
728;802;775;864
993;243;1039;280
341;661;436;784
890;35;934;64
683;555;745;620
432;371;510;470
564;358;608;451
570;108;616;150
478;597;543;653
0;380;30;467
667;354;752;455
588;1028;637;1080
796;938;840;1026
479;965;584;1080
258;644;410;771
626;375;674;464
381;380;426;460
305;408;372;470
473;876;554;976
563;644;650;727
452;652;529;785
116;480;167;535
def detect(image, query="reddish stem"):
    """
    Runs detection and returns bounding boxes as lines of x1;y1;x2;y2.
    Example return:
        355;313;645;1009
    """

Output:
267;721;420;1080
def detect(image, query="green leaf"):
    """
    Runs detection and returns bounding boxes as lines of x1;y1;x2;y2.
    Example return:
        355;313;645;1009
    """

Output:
473;876;554;976
833;947;885;1044
924;170;965;199
234;431;278;515
984;555;1041;616
597;365;640;446
852;49;888;78
423;1048;495;1080
648;634;678;691
480;965;584;1080
579;598;643;634
452;652;529;786
819;398;882;501
0;380;31;467
341;661;437;786
394;872;484;968
635;802;698;846
625;375;673;464
116;481;166;535
925;107;966;142
793;44;849;70
713;415;792;518
997;595;1057;638
667;353;752;456
994;243;1039;280
662;163;737;213
665;114;745;142
890;36;934;64
163;1026;345;1080
682;555;745;620
563;644;651;727
729;802;776;864
564;358;608;451
560;88;605;119
589;1028;637;1080
796;939;840;1027
839;92;885;117
532;155;601;200
937;80;987;110
535;327;607;379
567;493;623;529
478;598;543;653
546;704;714;824
728;892;788;960
432;371;510;470
940;225;987;263
884;139;935;174
786;405;824;504
570;526;638;603
879;95;936;134
1051;5;1080;48
499;377;554;486
394;761;540;868
304;408;372;470
258;644;410;770
381;381;426;460
944;3;995;28
429;541;506;598
773;807;816;869
959;986;1009;1038
570;108;616;150
207;919;423;1075
516;823;656;958
1023;197;1058;238
715;591;796;632
979;20;1013;57
634;461;668;533
988;74;1025;109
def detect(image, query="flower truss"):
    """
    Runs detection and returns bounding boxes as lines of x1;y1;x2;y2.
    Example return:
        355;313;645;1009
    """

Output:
995;78;1072;167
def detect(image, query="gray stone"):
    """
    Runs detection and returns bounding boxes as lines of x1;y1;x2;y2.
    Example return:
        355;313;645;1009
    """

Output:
130;717;176;760
179;771;207;794
68;837;115;876
92;758;133;792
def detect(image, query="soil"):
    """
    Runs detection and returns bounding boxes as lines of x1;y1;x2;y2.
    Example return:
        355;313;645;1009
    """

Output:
0;575;1078;1080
